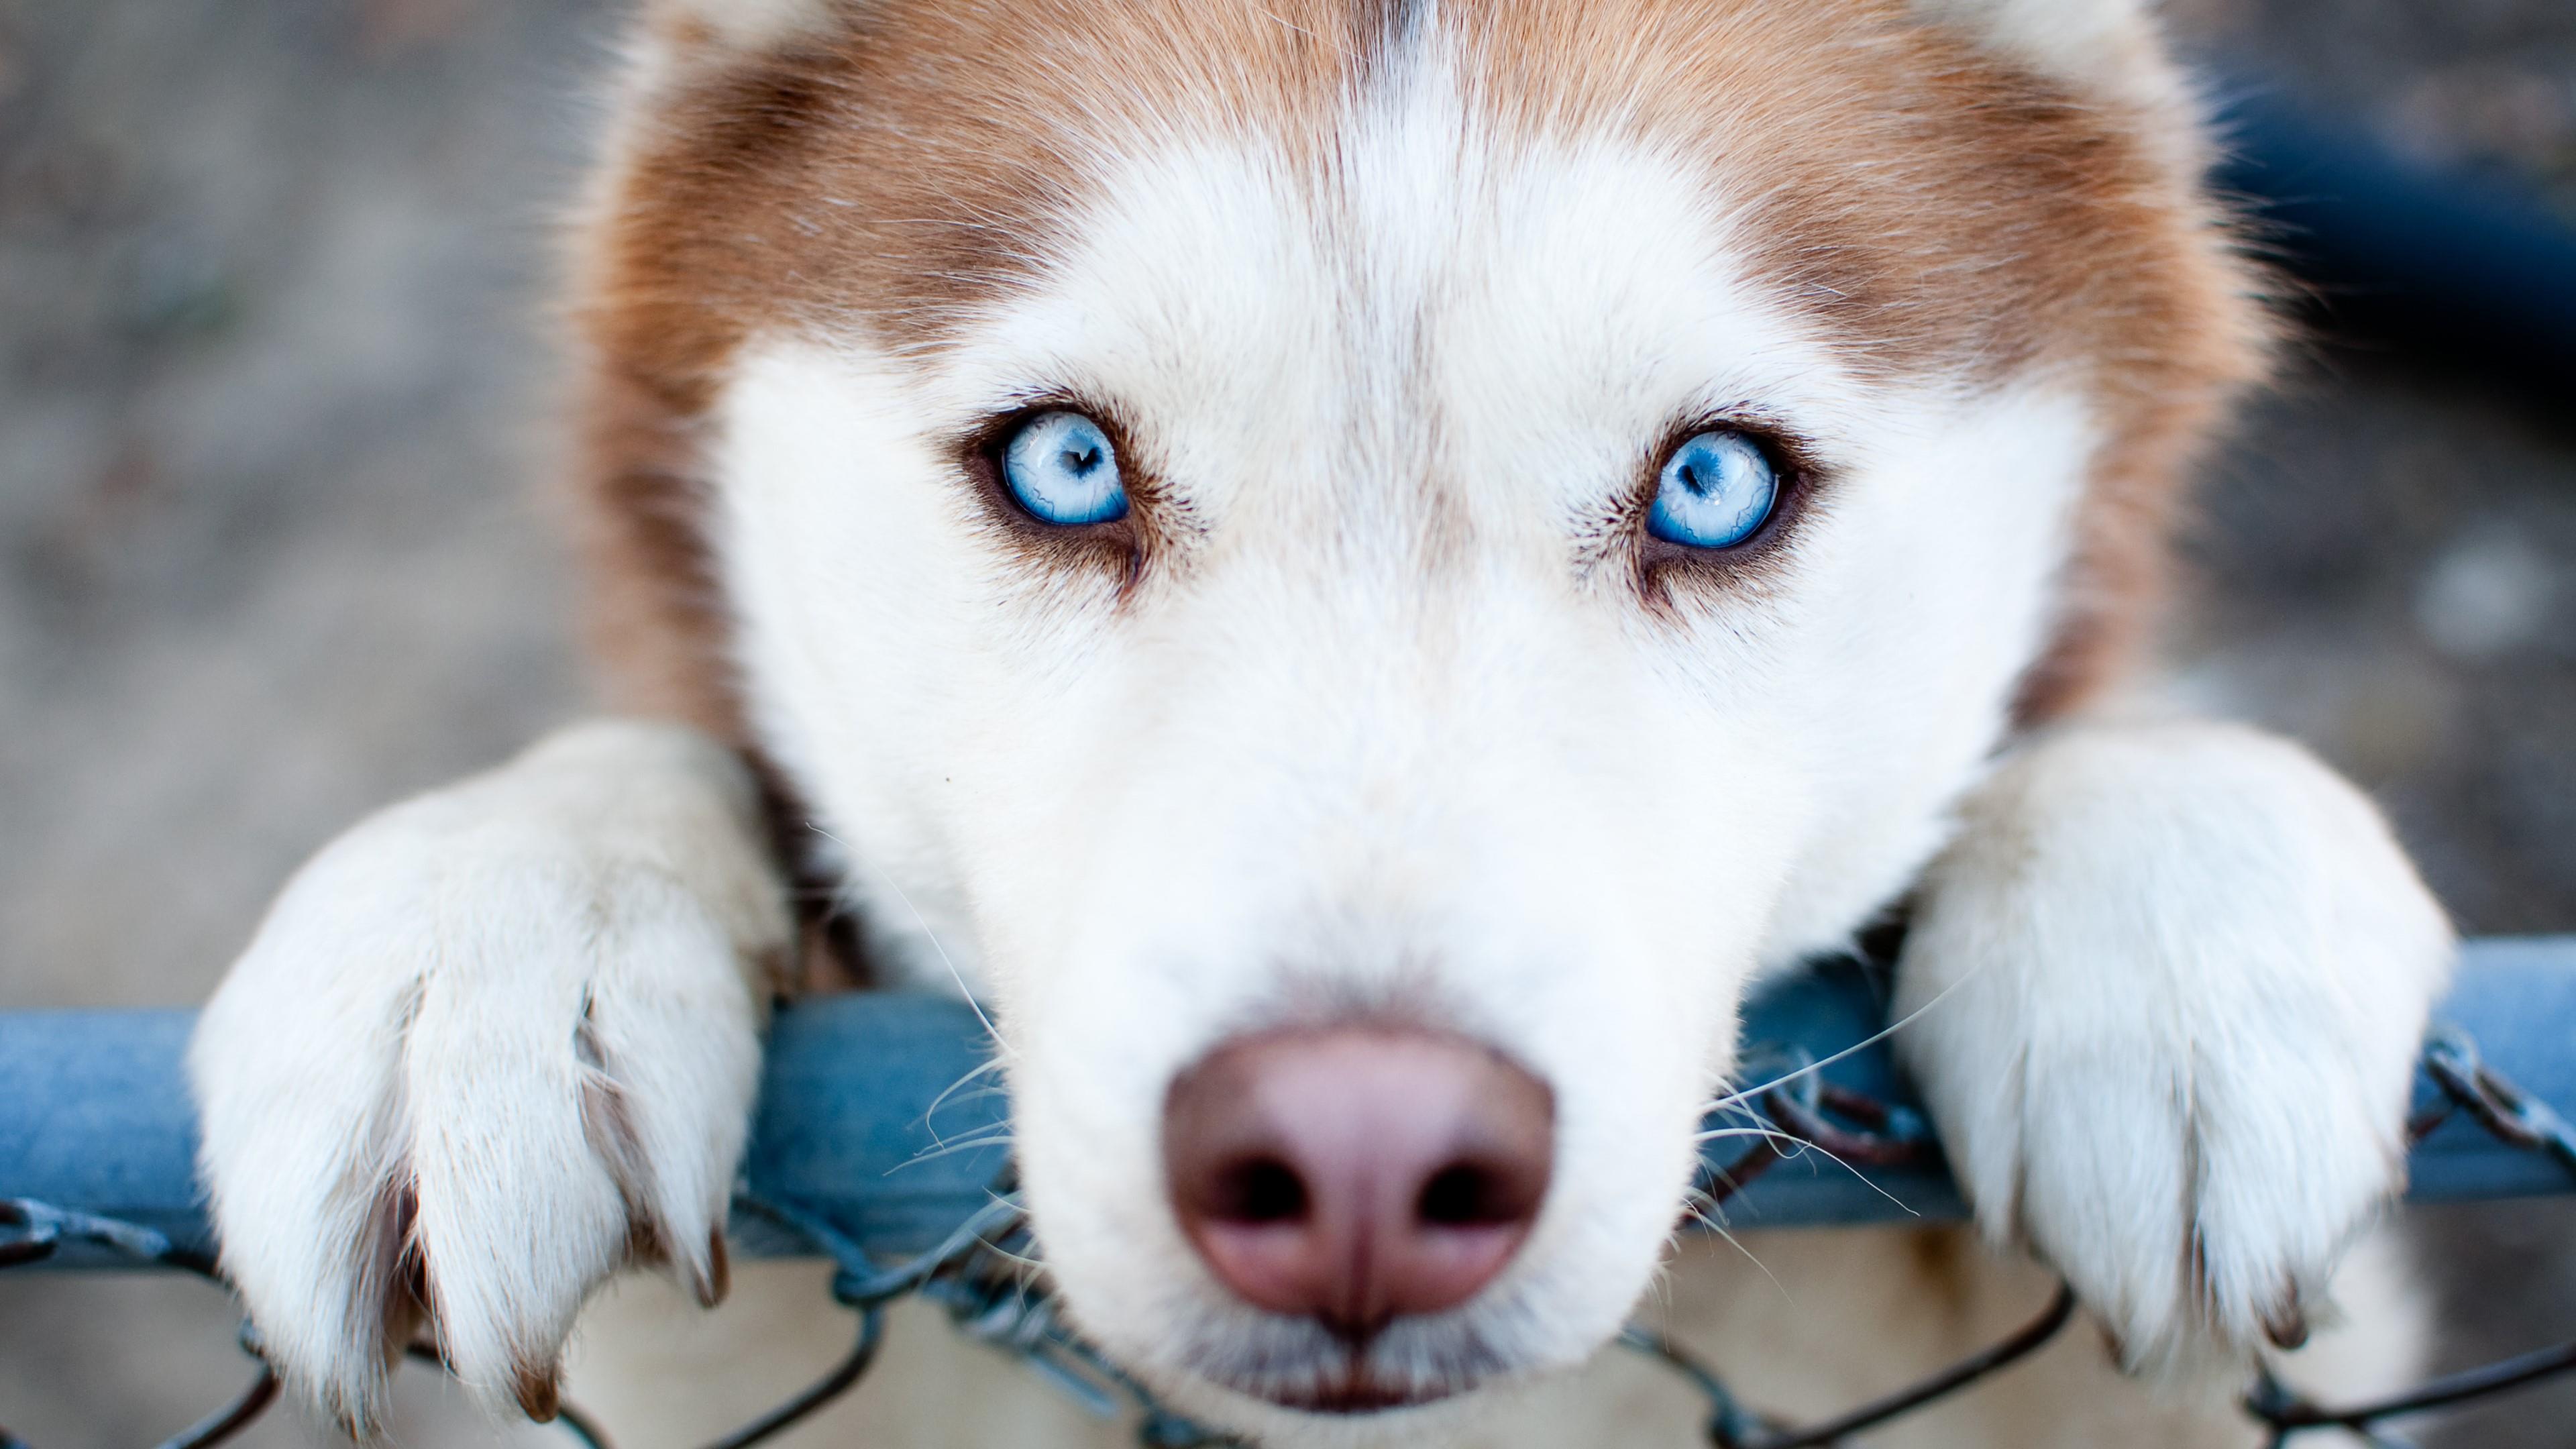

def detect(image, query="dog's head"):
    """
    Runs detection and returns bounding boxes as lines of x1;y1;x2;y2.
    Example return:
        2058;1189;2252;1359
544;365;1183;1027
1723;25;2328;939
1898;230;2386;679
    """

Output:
569;0;2263;1434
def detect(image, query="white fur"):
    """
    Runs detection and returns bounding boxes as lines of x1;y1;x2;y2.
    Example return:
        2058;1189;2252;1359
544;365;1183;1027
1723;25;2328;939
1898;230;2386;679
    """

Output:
188;722;787;1432
705;48;2104;1424
1894;720;2453;1376
188;15;2451;1449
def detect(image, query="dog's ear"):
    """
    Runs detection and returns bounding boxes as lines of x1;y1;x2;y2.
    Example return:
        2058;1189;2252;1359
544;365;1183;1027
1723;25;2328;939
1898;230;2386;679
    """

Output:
1913;0;2191;113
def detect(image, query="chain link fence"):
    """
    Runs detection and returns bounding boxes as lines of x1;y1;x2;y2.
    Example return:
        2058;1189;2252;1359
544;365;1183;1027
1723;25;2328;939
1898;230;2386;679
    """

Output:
8;940;2576;1448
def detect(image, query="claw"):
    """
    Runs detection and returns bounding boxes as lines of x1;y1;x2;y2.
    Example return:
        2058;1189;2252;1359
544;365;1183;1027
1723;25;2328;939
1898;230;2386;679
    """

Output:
696;1227;731;1309
515;1357;564;1422
366;1171;431;1359
2261;1291;2310;1351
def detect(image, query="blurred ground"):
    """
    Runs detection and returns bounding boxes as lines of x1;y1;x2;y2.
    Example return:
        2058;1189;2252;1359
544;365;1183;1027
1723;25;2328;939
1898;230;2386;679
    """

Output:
0;1;596;1444
2162;6;2576;1440
1;0;2571;1445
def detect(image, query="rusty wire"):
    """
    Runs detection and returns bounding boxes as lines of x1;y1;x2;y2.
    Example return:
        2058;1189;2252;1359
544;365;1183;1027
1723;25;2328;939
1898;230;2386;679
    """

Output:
8;1022;2576;1449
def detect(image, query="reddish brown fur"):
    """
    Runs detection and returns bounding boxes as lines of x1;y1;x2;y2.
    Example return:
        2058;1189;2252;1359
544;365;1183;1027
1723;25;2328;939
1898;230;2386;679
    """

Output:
564;0;2267;740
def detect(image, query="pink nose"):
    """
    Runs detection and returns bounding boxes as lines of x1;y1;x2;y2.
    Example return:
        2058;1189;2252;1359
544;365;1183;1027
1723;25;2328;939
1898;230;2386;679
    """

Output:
1161;1028;1553;1340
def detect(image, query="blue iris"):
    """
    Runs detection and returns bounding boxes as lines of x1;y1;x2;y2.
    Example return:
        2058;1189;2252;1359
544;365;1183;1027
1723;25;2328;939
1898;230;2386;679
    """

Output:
1647;430;1778;550
1001;411;1128;526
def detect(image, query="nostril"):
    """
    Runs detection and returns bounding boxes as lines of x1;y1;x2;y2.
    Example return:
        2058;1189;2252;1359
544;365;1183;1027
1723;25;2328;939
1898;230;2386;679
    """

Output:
1415;1161;1531;1227
1212;1156;1309;1224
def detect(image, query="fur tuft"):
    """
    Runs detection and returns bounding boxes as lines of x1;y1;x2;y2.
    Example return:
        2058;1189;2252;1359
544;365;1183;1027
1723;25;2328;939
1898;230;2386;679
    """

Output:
1912;0;2189;113
646;0;846;56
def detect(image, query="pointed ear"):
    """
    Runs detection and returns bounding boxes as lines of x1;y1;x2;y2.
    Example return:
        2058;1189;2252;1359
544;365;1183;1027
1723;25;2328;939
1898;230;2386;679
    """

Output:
1913;0;2190;112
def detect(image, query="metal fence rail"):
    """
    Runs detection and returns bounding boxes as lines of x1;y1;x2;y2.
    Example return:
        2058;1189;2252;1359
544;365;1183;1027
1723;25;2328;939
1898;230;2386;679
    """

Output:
7;936;2576;1447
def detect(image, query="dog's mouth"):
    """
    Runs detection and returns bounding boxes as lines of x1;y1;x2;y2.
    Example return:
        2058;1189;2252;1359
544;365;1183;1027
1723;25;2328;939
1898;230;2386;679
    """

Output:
1234;1359;1464;1415
1185;1318;1513;1417
1226;1350;1473;1413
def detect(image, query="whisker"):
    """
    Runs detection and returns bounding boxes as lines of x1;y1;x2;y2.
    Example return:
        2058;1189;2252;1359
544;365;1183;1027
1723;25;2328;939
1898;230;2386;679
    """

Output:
1711;1095;1772;1129
1757;1134;1921;1220
892;1129;1018;1173
1692;1125;1807;1145
1700;957;1992;1116
1688;1122;1920;1219
914;1124;1017;1152
924;1057;1010;1128
968;1239;1049;1275
811;824;1012;1056
969;1193;1047;1275
1685;1208;1792;1305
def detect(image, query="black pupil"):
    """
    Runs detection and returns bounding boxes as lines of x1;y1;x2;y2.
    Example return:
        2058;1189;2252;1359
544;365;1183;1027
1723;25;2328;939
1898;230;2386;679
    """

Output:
1059;443;1101;476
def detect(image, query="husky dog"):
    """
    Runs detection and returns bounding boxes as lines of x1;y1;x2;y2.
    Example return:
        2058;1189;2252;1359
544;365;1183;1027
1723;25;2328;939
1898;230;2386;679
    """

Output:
189;1;2452;1444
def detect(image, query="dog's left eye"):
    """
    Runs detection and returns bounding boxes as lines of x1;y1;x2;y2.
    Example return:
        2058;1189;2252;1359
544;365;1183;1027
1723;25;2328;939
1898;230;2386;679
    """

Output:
1000;411;1129;526
1648;429;1778;550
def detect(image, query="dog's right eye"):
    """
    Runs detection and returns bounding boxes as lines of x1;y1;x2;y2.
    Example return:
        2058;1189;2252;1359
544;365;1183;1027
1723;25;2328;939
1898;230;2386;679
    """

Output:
999;411;1129;527
1646;429;1778;551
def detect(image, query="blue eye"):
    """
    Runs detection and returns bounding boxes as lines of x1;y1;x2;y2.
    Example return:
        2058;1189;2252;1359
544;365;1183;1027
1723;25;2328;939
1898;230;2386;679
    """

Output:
1000;411;1128;526
1648;429;1779;550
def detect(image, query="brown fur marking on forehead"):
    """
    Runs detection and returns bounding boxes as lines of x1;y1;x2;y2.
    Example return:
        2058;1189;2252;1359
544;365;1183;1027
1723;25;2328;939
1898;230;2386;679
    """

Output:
1450;0;2269;718
594;0;1375;367
567;0;2266;739
570;0;1398;734
1458;0;2217;378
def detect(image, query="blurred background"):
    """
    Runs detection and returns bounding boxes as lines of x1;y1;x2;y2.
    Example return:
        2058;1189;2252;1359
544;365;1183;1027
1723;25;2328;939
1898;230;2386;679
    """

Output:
0;0;2570;1444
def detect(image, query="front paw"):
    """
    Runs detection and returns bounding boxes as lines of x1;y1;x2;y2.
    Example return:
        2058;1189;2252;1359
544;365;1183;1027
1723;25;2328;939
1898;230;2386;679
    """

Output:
1893;722;2452;1373
187;722;788;1432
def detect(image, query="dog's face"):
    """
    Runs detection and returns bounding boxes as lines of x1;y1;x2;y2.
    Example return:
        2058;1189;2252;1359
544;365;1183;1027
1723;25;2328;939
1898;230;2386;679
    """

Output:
575;0;2261;1435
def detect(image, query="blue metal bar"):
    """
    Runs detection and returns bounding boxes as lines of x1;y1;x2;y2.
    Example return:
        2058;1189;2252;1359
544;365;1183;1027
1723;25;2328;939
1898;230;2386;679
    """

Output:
5;939;2573;1269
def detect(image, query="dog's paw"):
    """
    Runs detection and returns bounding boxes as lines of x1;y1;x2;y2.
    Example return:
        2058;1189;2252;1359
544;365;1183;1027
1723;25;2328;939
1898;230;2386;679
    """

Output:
188;721;790;1433
1892;721;2451;1375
